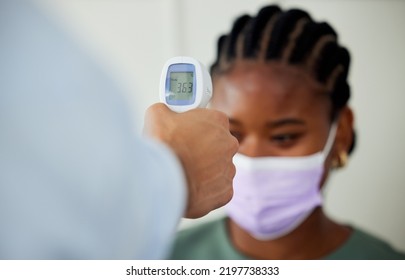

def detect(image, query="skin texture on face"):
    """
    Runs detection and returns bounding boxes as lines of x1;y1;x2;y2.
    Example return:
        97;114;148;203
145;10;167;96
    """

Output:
211;61;333;158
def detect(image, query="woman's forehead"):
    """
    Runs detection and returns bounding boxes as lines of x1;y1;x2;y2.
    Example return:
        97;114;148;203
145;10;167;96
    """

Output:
215;61;324;91
211;62;331;120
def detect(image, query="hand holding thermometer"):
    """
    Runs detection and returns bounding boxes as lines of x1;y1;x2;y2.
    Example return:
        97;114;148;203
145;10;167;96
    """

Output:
160;56;212;112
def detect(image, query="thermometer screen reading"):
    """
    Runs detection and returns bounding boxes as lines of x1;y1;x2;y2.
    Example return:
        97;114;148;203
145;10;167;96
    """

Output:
169;72;194;101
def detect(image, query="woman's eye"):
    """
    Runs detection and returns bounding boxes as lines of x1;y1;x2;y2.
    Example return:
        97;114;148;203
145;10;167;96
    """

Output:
271;133;301;145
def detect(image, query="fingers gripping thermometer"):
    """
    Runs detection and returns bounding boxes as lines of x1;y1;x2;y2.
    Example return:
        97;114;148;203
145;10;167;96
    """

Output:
160;57;212;112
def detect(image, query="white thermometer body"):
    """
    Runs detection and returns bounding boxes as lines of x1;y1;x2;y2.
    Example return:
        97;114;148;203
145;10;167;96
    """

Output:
160;56;212;112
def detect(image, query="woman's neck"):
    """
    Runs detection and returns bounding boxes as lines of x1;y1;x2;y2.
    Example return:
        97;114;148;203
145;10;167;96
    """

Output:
227;207;352;259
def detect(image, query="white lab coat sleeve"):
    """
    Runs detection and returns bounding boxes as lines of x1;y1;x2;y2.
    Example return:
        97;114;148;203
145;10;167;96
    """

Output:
0;0;186;259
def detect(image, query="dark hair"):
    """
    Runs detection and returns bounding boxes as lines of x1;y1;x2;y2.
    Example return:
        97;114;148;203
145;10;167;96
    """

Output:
211;5;355;153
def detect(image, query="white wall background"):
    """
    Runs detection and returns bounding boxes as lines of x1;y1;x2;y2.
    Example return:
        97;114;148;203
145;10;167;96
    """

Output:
36;0;405;252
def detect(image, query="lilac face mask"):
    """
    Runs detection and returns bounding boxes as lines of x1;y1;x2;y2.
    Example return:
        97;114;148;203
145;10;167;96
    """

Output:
226;124;337;240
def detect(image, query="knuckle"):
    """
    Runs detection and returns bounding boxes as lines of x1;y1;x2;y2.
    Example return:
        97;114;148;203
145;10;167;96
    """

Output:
147;103;169;115
229;162;237;179
211;110;229;127
223;185;234;205
230;134;239;152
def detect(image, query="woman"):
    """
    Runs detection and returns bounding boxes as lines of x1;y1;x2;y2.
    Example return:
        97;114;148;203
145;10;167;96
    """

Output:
170;5;405;259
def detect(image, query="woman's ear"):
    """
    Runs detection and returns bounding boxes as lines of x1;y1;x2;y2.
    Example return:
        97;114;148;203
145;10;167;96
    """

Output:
333;106;354;167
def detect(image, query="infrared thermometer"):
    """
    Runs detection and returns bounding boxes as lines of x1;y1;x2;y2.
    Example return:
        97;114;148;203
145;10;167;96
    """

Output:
160;56;212;112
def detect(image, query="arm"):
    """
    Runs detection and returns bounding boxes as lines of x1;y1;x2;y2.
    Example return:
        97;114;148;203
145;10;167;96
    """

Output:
0;0;189;259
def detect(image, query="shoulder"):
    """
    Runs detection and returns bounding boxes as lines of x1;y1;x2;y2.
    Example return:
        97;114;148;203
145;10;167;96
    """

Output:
326;227;405;260
169;217;247;260
178;218;222;237
169;218;225;260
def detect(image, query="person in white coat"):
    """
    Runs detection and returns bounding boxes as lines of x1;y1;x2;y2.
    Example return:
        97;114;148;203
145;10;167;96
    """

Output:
0;0;237;259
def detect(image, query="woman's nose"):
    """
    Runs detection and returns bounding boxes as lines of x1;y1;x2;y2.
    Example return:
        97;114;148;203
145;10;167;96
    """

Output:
238;134;267;157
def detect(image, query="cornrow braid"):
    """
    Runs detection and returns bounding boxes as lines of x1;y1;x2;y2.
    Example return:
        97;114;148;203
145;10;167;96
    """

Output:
243;6;281;59
265;9;311;60
211;4;355;153
225;15;251;61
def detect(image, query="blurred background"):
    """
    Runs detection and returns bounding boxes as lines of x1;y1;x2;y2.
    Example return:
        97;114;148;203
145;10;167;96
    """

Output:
35;0;405;252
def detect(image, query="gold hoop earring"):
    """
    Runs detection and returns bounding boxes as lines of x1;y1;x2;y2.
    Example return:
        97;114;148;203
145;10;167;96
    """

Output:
332;151;348;169
338;151;348;168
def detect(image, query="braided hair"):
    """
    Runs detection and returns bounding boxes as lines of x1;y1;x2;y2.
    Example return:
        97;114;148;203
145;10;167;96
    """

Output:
211;5;355;153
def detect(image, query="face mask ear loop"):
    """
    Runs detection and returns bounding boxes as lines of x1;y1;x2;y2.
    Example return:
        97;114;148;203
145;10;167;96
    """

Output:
322;122;338;161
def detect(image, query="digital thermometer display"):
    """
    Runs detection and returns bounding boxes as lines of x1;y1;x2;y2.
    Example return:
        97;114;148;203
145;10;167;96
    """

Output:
166;63;196;105
169;72;194;102
160;57;212;112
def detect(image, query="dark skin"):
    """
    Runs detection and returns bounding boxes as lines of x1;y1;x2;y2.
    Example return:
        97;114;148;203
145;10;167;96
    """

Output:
211;60;354;259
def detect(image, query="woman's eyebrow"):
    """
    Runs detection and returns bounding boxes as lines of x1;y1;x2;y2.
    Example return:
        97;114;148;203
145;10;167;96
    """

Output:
266;119;305;129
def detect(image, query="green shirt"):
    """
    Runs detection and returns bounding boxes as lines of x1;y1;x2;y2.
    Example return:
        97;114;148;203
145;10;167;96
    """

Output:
170;217;405;260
